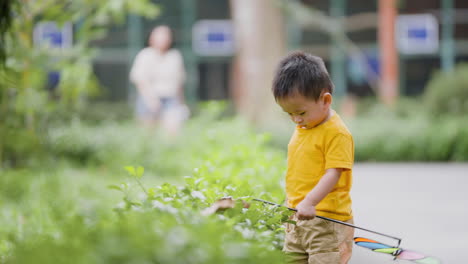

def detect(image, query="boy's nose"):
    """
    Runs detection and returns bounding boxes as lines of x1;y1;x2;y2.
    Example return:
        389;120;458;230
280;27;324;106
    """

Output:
293;116;303;124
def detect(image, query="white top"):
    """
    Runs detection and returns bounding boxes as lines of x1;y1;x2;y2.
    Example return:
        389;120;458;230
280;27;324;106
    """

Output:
130;48;186;98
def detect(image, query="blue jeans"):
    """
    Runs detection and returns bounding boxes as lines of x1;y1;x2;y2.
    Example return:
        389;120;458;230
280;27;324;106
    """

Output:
136;96;177;119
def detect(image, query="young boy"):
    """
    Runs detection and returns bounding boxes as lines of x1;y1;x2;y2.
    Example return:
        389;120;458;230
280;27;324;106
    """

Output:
272;51;354;264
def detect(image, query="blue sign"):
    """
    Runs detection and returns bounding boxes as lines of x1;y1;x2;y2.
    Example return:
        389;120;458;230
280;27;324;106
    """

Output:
33;22;72;50
396;14;438;55
192;20;234;56
408;28;427;39
33;22;72;91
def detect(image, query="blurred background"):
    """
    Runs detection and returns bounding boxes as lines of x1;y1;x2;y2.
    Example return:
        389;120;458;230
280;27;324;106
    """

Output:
1;0;467;263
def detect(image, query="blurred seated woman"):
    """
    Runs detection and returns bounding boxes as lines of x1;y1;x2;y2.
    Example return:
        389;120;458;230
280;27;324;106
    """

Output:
130;25;189;135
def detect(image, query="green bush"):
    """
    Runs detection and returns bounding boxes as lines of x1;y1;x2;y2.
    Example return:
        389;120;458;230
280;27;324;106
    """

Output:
9;209;287;264
424;63;468;117
45;102;282;176
453;124;468;161
346;101;468;161
1;108;290;263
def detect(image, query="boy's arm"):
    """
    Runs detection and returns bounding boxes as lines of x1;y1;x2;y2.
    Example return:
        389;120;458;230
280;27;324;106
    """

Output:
295;168;343;220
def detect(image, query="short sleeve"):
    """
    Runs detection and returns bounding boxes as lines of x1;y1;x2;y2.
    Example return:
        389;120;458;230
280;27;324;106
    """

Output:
173;50;186;84
324;133;354;170
129;49;149;84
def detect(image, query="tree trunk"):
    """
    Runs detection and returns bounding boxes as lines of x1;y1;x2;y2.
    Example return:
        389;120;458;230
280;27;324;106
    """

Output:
230;0;286;125
378;0;399;105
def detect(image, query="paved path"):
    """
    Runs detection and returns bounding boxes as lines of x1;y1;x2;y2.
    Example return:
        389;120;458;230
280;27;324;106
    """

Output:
350;163;468;264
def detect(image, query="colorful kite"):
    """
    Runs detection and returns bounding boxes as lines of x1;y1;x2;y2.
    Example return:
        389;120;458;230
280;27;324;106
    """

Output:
252;199;442;263
354;237;441;264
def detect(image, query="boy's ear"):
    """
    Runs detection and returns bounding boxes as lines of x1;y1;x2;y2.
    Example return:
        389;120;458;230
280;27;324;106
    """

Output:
322;92;332;106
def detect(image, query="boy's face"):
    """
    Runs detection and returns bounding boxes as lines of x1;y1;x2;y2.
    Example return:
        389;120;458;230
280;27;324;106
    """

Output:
277;92;332;129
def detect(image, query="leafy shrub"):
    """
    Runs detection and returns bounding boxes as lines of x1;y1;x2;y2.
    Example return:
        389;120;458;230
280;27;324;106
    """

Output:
2;108;290;263
46;102;286;176
346;101;468;161
52;101;134;124
9;208;288;264
452;125;468;161
424;63;468;117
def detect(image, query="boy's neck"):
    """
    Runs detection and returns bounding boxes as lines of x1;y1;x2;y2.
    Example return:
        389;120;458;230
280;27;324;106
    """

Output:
313;108;333;128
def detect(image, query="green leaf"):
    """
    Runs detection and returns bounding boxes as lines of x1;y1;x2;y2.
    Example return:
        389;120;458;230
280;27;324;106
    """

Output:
136;166;144;179
107;184;123;191
124;166;136;177
148;187;156;198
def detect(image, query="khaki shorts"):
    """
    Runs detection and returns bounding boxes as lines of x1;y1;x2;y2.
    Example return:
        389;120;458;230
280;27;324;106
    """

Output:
283;216;354;264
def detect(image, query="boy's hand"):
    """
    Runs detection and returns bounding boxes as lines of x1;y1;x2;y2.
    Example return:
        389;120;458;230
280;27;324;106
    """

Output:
295;199;316;220
295;168;343;220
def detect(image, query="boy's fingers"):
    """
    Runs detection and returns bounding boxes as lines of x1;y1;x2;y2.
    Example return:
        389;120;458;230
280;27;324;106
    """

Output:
296;212;315;220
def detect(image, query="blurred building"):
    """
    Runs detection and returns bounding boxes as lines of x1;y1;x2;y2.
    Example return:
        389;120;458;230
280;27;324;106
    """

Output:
91;0;468;103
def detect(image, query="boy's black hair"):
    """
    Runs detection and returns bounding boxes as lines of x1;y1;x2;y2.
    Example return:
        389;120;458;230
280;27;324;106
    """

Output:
272;51;334;101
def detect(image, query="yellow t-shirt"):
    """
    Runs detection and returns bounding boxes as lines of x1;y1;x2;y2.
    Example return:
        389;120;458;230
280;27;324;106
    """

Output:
286;110;354;221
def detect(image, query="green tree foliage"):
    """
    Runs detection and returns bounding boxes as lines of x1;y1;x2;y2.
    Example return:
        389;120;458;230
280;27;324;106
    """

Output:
0;0;16;64
0;0;159;167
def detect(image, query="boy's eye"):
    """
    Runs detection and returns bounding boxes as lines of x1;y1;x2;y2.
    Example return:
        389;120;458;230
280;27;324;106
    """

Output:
286;112;304;116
